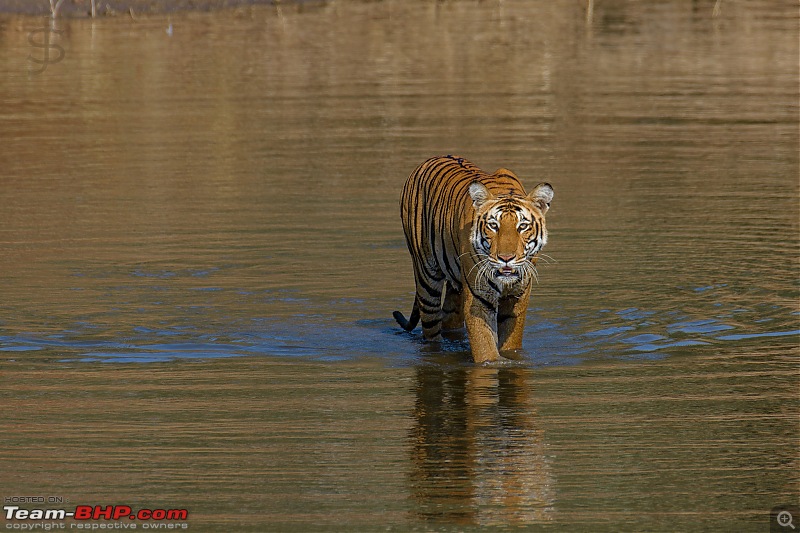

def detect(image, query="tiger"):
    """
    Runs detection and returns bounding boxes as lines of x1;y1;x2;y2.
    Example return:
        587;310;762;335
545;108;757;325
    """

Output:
393;155;553;363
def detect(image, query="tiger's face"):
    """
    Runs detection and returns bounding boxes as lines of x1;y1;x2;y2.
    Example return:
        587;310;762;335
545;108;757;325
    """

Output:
468;182;554;289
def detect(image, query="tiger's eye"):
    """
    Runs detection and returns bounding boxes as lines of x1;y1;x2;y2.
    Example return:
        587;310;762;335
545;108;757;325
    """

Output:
487;221;499;231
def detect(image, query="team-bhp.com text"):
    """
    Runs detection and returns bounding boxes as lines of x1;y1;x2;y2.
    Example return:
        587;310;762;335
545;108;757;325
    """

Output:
4;506;188;530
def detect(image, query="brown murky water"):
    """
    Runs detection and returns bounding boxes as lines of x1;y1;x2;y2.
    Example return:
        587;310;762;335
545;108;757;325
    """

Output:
1;1;798;531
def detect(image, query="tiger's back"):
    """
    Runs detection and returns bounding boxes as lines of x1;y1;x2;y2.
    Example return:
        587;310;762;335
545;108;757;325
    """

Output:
395;155;553;363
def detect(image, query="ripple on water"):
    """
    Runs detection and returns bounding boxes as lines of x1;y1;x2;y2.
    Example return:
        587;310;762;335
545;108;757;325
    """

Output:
0;292;796;365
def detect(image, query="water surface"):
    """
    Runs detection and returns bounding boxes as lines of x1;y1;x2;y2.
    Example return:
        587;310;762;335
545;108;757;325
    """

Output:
0;1;798;530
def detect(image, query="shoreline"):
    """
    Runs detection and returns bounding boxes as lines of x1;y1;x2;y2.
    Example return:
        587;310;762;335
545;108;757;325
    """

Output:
0;0;323;18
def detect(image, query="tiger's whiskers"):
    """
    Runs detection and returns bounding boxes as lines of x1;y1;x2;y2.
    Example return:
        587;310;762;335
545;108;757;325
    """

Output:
537;253;557;265
465;256;492;282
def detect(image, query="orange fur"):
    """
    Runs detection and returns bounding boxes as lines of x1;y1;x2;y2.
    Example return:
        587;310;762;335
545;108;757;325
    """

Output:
394;156;553;363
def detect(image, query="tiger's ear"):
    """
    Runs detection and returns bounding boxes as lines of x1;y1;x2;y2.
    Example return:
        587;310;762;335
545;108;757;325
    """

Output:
469;182;493;209
528;183;554;214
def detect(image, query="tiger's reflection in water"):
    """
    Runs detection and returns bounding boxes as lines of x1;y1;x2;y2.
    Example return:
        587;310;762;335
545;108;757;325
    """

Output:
408;365;554;526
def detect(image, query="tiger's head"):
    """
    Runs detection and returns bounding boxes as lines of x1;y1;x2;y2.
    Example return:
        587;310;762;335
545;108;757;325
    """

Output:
468;181;554;289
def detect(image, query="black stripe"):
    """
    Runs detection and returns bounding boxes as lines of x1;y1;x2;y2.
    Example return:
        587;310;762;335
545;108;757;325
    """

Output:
417;274;442;298
439;237;458;282
469;287;496;310
421;161;466;280
418;298;440;312
422;318;441;329
486;277;501;293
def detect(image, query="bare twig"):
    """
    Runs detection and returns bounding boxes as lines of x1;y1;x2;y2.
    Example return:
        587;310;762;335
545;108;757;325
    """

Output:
49;0;66;18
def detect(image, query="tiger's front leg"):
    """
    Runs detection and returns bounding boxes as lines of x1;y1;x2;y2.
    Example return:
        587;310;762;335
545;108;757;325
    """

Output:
497;282;532;353
462;288;500;363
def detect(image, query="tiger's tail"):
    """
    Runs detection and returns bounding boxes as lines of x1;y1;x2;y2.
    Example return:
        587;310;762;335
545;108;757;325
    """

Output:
393;300;420;332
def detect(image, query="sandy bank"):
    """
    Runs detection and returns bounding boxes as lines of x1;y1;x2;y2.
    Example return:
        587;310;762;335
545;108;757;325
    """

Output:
0;0;320;17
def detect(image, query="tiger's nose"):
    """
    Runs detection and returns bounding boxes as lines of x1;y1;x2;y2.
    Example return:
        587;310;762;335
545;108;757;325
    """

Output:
498;253;515;264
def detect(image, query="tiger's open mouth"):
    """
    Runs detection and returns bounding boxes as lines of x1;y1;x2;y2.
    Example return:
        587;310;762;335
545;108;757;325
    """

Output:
496;266;518;277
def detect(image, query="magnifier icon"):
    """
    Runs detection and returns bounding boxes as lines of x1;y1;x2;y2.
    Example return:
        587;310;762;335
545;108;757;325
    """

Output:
778;510;796;529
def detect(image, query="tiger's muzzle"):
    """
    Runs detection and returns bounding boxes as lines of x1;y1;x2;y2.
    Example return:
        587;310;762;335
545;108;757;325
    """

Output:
494;254;523;280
